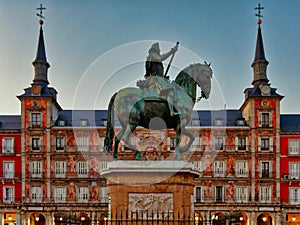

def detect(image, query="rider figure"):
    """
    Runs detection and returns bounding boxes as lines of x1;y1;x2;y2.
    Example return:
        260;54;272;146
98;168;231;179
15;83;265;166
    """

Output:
145;42;179;116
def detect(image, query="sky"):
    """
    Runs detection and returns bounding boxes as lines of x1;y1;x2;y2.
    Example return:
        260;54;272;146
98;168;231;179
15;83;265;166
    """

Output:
0;0;299;115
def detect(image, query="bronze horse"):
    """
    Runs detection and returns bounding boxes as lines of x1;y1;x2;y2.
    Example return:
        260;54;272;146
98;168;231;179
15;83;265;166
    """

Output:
104;63;212;160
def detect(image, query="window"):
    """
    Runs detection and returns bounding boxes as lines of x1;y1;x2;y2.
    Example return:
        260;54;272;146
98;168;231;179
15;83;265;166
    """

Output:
80;119;88;126
56;137;65;151
99;186;108;203
32;138;41;151
261;162;271;178
54;161;66;178
195;186;204;202
30;161;42;178
99;161;108;171
58;120;66;126
76;161;88;178
289;139;300;155
214;137;224;151
290;188;300;204
54;187;67;203
31;186;43;203
3;162;14;178
236;187;248;203
213;161;226;177
193;161;202;171
259;186;272;203
237;119;245;126
3;186;14;203
259;112;272;127
236;137;247;151
2;138;14;154
215;186;224;202
31;113;42;127
78;187;89;202
191;137;202;151
191;118;200;126
77;137;89;151
214;119;223;126
259;137;273;152
289;162;300;179
235;161;249;177
168;137;176;151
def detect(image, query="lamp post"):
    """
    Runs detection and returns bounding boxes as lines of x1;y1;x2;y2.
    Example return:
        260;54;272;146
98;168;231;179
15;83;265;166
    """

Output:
35;216;40;225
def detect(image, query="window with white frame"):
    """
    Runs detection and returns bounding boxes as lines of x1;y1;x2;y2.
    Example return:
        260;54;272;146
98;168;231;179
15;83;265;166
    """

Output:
3;186;14;203
31;113;42;127
77;187;89;202
214;119;223;126
235;160;249;177
54;161;66;178
259;137;273;152
99;186;108;203
77;137;89;151
191;137;202;151
290;188;300;204
30;161;42;178
260;161;271;178
236;137;247;151
99;137;105;151
289;139;300;155
56;137;65;151
3;161;14;178
213;160;226;177
214;137;224;151
289;162;300;179
2;138;14;154
195;186;204;202
99;161;108;171
191;118;200;126
54;187;67;203
215;186;224;202
76;161;88;178
31;186;43;202
193;160;202;172
31;137;41;151
80;119;88;127
259;186;272;203
259;112;272;127
236;186;248;203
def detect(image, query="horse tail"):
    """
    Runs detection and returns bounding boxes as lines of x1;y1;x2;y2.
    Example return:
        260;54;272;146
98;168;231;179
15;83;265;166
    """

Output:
104;92;117;152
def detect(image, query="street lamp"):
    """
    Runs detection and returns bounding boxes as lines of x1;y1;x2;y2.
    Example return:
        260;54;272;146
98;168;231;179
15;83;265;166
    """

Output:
292;216;296;222
262;216;267;222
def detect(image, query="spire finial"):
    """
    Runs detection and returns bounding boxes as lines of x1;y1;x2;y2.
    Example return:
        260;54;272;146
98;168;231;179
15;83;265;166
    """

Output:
36;3;46;25
255;3;264;25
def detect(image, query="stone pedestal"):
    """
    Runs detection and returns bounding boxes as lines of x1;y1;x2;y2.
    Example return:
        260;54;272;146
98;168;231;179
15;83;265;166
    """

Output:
101;161;199;220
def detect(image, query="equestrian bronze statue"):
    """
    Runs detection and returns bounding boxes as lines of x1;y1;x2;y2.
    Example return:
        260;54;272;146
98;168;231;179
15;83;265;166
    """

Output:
104;43;212;160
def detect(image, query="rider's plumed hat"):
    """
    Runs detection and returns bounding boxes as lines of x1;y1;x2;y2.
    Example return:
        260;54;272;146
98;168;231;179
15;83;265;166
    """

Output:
148;42;160;53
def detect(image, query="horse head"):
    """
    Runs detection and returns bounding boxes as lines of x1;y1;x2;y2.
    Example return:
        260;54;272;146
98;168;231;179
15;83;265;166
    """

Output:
183;62;212;99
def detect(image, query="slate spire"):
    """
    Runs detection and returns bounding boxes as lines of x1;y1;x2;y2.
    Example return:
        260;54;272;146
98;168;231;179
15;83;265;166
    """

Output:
32;17;50;85
251;4;269;86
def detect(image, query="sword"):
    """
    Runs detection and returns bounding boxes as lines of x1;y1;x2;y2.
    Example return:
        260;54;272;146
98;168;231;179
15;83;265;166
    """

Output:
164;42;179;78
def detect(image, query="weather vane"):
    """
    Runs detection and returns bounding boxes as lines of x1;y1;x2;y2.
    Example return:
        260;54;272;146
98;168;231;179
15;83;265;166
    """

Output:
36;3;46;25
254;3;264;25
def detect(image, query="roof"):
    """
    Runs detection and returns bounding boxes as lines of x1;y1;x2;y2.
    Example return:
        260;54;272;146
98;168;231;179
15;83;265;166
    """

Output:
280;115;300;132
253;26;267;62
244;86;283;98
55;109;245;128
0;115;21;130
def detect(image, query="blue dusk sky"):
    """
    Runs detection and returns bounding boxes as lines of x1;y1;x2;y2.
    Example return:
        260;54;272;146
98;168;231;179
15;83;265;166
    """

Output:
0;1;299;114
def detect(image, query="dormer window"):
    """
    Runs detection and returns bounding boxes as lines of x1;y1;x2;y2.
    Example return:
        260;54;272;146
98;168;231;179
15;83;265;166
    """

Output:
191;118;200;126
31;113;42;128
80;119;88;127
58;120;66;127
214;119;223;126
237;119;245;126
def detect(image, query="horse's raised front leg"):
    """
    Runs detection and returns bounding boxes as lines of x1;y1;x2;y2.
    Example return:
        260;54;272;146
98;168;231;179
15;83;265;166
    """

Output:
180;127;195;153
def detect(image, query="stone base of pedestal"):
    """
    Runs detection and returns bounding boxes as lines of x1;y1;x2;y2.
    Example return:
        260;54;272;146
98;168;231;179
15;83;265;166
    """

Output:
101;161;199;220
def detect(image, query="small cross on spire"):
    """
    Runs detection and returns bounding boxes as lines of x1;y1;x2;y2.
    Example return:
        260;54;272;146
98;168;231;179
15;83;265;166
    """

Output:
36;3;46;25
254;3;264;25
